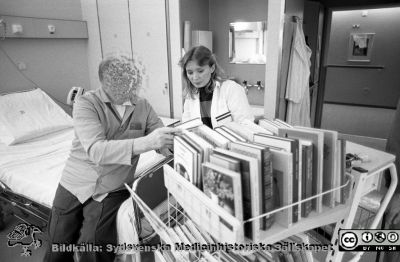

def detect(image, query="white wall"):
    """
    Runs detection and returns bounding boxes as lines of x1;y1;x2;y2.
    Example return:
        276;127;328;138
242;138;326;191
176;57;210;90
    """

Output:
0;0;91;114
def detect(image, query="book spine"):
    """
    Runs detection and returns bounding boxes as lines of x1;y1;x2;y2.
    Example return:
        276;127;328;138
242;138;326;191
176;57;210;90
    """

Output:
228;148;257;240
301;146;307;218
262;149;274;229
311;144;318;211
302;145;313;217
340;139;348;204
241;167;254;240
335;140;341;204
292;142;299;223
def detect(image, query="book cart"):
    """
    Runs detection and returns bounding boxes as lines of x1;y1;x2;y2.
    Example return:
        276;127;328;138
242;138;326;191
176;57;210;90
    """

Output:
126;141;397;262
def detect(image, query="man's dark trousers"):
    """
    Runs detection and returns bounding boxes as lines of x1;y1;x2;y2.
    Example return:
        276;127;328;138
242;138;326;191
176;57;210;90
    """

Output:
44;184;130;262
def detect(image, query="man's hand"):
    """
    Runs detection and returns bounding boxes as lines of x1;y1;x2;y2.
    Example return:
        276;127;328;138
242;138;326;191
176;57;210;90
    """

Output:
132;127;181;155
146;127;182;150
158;147;173;157
386;193;400;226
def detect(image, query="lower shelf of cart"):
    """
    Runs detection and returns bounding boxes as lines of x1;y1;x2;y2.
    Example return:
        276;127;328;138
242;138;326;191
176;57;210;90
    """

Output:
244;204;349;245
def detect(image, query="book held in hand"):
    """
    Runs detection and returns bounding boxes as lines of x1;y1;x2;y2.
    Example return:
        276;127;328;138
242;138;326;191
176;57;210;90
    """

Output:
174;136;197;184
174;117;203;130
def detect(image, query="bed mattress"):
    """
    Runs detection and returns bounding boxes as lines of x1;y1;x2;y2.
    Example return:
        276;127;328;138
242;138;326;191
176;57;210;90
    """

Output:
0;128;165;208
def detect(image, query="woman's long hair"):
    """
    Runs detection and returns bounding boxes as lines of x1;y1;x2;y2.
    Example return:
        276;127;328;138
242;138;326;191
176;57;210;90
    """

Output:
179;46;224;98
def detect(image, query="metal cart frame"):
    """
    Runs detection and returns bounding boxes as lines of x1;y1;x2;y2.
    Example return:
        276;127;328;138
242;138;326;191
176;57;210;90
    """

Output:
127;142;397;262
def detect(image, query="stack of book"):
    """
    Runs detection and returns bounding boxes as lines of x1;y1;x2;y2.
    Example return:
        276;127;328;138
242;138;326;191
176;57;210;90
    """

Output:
169;118;350;244
258;118;292;135
256;118;350;221
173;124;274;242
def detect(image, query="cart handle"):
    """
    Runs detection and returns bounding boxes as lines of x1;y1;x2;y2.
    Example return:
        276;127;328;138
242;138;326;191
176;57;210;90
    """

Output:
349;163;397;262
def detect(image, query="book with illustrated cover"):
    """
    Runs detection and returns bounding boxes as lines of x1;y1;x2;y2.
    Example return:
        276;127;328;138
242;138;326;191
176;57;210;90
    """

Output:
230;141;274;230
212;148;260;241
174;136;197;184
163;165;244;243
193;125;230;149
276;127;323;213
296;126;338;208
202;162;243;221
254;133;300;221
209;154;241;172
270;148;293;227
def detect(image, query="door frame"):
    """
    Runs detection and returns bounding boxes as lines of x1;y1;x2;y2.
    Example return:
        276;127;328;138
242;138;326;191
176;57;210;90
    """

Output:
166;0;183;119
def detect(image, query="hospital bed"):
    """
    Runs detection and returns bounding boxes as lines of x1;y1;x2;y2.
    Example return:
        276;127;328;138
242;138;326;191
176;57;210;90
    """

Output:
0;88;179;238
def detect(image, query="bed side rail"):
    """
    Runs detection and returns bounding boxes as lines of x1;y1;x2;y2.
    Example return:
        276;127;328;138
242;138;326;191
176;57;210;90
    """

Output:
0;181;50;226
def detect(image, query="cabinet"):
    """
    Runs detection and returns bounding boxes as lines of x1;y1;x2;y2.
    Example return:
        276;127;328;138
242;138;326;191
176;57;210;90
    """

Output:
97;0;131;55
82;0;183;118
129;0;171;117
192;30;212;51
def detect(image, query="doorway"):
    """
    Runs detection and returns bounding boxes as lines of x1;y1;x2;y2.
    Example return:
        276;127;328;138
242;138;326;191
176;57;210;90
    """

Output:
312;2;400;148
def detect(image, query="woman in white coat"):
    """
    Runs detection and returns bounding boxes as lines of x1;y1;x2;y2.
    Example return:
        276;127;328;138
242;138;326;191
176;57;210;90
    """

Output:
179;46;254;128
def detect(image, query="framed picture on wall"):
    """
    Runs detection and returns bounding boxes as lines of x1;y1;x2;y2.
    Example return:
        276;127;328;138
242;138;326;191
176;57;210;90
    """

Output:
347;33;375;62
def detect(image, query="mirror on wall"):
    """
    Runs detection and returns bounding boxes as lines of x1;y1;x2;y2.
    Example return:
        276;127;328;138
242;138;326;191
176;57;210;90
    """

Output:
229;21;267;64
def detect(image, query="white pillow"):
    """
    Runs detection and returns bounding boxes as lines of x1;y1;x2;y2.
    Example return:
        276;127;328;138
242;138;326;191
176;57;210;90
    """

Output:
0;89;73;145
0;123;12;145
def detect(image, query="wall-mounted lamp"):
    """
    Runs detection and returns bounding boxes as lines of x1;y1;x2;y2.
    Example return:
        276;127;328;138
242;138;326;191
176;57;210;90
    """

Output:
352;24;360;29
